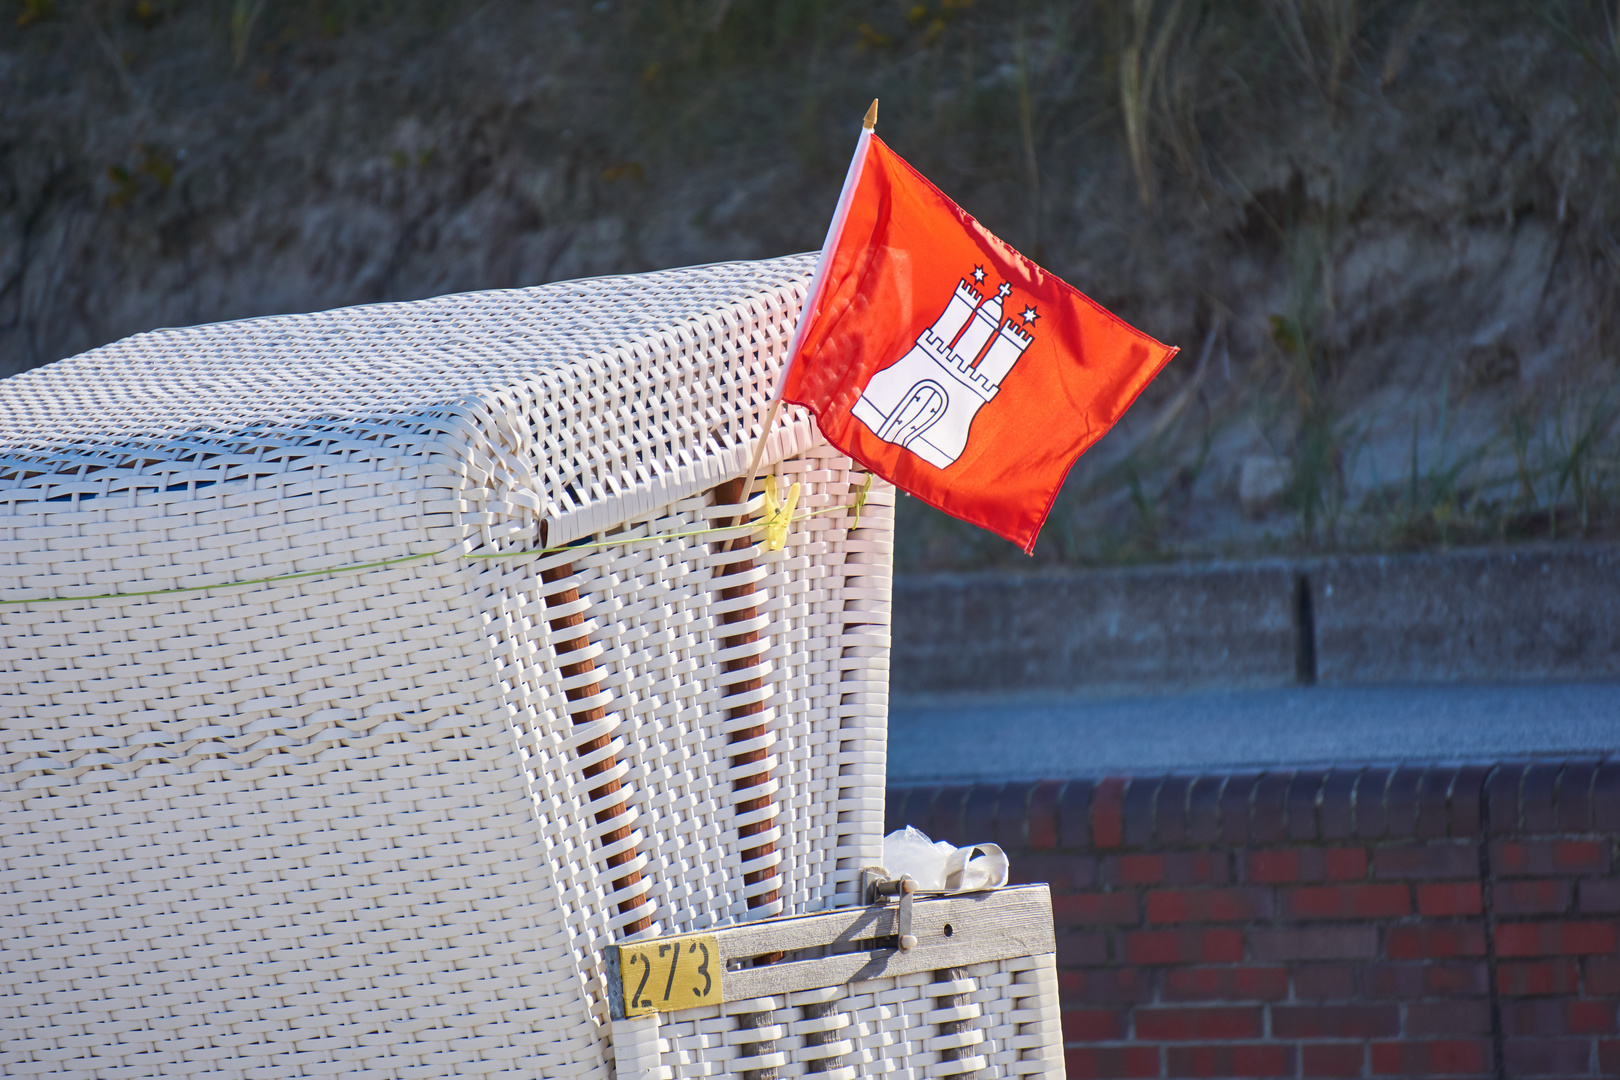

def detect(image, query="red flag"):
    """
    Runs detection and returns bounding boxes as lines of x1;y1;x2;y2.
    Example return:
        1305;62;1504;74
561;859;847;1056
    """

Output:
778;132;1177;553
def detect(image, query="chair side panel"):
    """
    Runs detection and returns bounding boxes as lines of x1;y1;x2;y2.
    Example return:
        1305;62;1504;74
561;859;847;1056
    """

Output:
0;467;609;1080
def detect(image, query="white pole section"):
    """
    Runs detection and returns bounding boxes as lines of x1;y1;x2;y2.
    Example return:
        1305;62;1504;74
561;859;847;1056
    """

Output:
733;100;878;509
770;98;878;403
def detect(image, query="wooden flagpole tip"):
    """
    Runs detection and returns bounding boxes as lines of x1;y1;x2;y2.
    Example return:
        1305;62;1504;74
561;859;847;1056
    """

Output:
863;99;878;131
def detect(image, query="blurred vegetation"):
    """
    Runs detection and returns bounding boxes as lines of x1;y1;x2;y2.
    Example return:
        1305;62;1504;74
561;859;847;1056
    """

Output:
5;0;1620;568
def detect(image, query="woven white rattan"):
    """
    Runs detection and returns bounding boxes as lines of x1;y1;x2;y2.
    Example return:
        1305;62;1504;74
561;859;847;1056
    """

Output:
621;960;1063;1080
0;256;897;1078
609;887;1065;1080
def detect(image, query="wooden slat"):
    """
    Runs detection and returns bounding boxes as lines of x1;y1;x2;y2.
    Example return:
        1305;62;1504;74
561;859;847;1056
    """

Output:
608;886;1054;1015
711;477;781;922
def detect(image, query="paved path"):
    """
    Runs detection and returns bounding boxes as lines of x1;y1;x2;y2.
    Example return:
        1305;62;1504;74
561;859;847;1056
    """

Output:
887;682;1620;782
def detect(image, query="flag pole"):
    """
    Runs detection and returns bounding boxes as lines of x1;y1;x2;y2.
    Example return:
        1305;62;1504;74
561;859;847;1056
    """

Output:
730;99;878;533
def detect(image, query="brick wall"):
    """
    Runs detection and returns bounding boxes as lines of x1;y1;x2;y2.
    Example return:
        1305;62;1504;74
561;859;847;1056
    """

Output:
888;760;1620;1078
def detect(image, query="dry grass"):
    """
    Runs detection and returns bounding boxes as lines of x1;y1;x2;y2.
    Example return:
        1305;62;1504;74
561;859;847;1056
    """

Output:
7;0;1620;570
1118;0;1187;206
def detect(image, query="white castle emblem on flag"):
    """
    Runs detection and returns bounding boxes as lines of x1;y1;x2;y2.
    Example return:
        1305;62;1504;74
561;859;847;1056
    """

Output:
852;267;1036;469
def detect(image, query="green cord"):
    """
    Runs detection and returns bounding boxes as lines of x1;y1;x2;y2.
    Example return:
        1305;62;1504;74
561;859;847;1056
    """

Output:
1;485;875;608
0;552;441;607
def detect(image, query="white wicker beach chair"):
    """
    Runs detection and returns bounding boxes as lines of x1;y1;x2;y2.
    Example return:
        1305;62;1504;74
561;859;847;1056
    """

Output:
0;255;898;1076
0;256;1062;1080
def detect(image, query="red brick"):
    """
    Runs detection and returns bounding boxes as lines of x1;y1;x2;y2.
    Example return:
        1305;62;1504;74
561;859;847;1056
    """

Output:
1370;1039;1490;1076
1137;1006;1262;1041
1054;892;1142;925
1093;777;1128;849
1062;1008;1127;1042
1156;776;1194;845
1600;1039;1620;1074
923;785;970;846
1503;998;1616;1036
1162;966;1288;1002
1487;763;1525;837
1324;848;1368;880
1286;883;1410;919
1106;852;1230;886
1494;839;1611;876
1147;888;1272;923
1060;966;1154;1004
1060;780;1097;852
1057;930;1110;966
1166;1043;1293;1078
1494;919;1618;957
1416;766;1456;839
885;786;923;836
1302;1042;1364;1078
1108;853;1166;885
1503;1037;1595;1075
1321;769;1358;840
1290;770;1327;841
1242;847;1367;884
1027;780;1062;850
1495;959;1579;996
1220;774;1260;845
1588;956;1620;994
1451;765;1488;839
1273;1003;1399;1038
1580;877;1620;914
1372;842;1477;879
986;783;1033;847
1557;759;1599;832
1010;853;1098;891
963;783;1009;848
1244;850;1300;883
1386;765;1424;837
1494;879;1571;916
1521;762;1559;833
1356;768;1393;839
1386;924;1486;959
1251;772;1291;844
1122;777;1158;847
1065;1045;1160;1079
993;781;1037;850
1365;961;1488;998
1408;1000;1491;1036
1567;999;1616;1035
1187;775;1222;845
1294;962;1358;999
1124;929;1244;965
1386;919;1483;965
1251;926;1377;961
1418;882;1483;917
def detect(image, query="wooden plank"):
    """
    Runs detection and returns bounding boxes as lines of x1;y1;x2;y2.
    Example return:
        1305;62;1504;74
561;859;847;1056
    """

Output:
709;884;1051;965
607;886;1054;1014
723;887;1054;1002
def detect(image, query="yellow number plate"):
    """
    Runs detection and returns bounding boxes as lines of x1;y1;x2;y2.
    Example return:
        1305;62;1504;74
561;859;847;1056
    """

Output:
618;933;721;1016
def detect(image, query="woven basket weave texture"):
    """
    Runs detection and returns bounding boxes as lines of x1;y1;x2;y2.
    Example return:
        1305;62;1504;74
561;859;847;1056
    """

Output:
0;255;897;1079
615;955;1065;1080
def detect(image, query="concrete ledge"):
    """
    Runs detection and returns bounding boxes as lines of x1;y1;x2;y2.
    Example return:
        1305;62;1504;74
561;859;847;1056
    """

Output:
893;543;1620;695
893;562;1298;697
1310;546;1620;684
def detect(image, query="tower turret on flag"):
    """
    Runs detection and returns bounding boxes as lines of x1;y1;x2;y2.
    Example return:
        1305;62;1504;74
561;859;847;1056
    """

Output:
850;272;1034;469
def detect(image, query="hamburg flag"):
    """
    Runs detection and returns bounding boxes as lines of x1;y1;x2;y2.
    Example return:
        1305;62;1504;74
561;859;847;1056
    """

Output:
776;116;1178;553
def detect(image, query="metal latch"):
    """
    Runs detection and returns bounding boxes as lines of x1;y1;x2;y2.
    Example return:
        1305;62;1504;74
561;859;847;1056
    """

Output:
859;867;919;951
